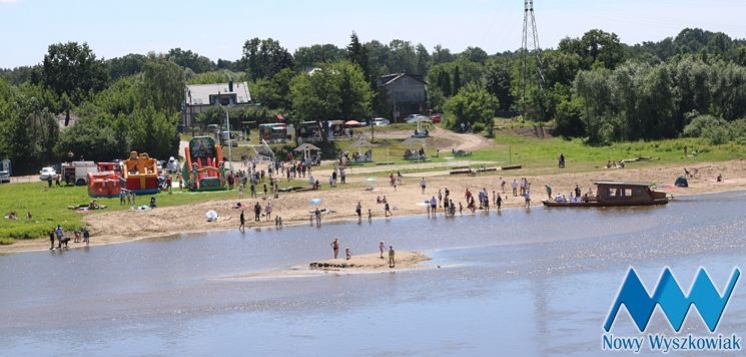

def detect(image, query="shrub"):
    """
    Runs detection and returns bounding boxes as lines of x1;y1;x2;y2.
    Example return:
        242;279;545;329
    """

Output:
472;122;485;133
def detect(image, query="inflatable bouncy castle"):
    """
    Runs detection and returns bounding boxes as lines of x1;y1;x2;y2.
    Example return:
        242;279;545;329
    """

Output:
182;136;226;191
122;151;161;195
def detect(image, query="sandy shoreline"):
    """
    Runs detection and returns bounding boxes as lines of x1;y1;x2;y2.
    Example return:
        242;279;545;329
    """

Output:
2;159;744;254
220;251;432;279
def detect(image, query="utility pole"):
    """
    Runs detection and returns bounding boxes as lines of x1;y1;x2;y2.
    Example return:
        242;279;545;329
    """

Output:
521;0;546;108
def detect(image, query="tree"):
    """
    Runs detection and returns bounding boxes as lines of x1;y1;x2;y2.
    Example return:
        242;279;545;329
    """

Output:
140;53;186;115
346;32;370;81
460;46;489;65
251;68;295;109
388;39;416;73
431;45;454;65
574;68;616;144
166;48;215;73
452;65;462;94
290;61;372;140
484;58;514;111
106;54;146;80
241;38;294;80
294;44;344;70
443;83;500;136
414;44;431;75
558;30;625;70
41;42;108;125
0;81;60;172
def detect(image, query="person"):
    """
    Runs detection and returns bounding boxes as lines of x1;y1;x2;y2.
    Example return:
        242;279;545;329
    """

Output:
384;201;392;217
120;189;127;205
379;241;385;259
368;208;373;222
511;179;518;197
458;202;463;215
265;201;272;222
430;196;437;215
684;145;688;158
356;201;362;221
331;238;340;259
55;225;64;249
345;247;352;260
524;190;531;208
574;184;581;198
49;229;55;250
254;202;262;221
558;153;565;168
420;177;427;194
388;246;396;268
496;193;502;211
717;173;723;182
315;207;322;227
82;226;90;246
73;230;81;243
545;185;552;200
277;216;284;228
150;196;157;209
239;210;246;232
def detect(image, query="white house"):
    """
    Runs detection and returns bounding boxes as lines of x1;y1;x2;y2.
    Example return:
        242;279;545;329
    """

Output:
182;81;252;128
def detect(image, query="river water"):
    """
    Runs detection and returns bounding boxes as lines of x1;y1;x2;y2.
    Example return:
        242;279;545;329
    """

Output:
2;192;746;356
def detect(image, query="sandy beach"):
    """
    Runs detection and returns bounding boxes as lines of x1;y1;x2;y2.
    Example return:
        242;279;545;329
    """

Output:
2;158;744;254
219;251;432;280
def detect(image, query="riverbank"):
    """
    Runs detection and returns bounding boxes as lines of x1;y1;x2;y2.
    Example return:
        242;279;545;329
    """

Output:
2;159;744;254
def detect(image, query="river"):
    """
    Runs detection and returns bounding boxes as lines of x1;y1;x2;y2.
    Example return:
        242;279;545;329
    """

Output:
1;192;746;356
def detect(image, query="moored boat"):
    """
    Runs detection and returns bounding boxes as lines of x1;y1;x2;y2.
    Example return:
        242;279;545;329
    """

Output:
542;181;669;207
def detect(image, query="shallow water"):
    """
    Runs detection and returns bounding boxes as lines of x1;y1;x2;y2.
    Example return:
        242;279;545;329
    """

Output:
2;192;746;356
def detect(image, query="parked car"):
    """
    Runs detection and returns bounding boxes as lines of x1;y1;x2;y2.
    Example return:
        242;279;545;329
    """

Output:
405;114;432;124
39;167;57;181
372;117;390;126
429;113;443;123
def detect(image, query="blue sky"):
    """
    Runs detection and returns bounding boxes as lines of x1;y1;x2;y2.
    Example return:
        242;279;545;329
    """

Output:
1;0;745;69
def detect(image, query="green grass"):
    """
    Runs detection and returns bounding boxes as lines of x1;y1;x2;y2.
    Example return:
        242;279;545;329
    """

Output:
7;125;746;242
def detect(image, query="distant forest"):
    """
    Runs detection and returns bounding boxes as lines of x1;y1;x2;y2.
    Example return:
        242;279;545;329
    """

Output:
1;27;746;173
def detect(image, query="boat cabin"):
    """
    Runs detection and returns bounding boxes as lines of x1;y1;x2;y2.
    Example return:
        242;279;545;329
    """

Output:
593;181;667;204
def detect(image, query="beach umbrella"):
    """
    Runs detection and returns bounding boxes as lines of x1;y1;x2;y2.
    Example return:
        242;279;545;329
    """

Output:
345;120;362;127
309;198;323;205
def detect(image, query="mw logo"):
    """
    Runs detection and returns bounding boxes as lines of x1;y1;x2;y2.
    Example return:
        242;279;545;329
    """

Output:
604;267;740;332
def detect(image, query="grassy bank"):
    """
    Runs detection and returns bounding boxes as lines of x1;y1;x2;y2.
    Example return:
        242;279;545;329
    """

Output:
4;126;744;243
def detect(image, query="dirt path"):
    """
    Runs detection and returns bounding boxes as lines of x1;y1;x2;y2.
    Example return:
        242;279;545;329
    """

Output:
429;126;493;152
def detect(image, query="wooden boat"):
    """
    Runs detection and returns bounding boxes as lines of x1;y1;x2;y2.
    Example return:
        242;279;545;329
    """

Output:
541;181;669;207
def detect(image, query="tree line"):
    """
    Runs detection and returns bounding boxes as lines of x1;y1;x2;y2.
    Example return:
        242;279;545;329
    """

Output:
1;27;746;173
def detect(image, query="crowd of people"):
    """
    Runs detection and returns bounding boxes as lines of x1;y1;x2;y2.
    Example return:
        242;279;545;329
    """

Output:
49;224;90;250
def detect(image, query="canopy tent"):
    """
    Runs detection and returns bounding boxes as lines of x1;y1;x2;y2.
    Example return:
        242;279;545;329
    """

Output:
344;120;362;127
350;139;375;149
294;143;322;161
